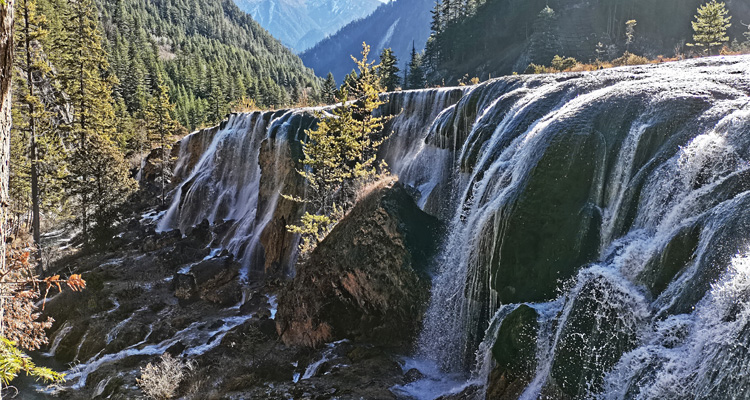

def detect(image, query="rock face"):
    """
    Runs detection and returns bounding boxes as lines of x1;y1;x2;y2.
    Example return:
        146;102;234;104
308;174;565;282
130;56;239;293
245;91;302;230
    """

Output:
256;118;309;277
276;180;441;348
173;255;242;307
487;305;539;400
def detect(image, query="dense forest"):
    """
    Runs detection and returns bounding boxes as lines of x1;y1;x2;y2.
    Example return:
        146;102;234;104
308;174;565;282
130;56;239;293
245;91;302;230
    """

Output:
8;0;323;254
404;0;750;85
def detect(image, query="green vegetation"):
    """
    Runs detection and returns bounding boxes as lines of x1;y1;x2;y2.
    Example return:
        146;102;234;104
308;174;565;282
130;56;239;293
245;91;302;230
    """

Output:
378;48;401;91
321;72;338;104
417;0;748;86
0;338;65;385
286;43;392;257
688;0;732;54
406;43;426;89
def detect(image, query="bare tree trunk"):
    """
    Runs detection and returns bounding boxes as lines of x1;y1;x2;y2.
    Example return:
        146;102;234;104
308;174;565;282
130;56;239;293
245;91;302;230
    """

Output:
0;1;14;398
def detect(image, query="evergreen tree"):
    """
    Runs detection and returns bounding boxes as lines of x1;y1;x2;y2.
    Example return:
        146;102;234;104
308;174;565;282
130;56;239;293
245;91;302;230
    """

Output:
430;1;442;36
286;43;391;256
406;43;425;90
321;72;337;104
378;48;400;91
625;19;636;51
13;0;49;265
56;0;135;245
530;5;558;64
688;0;732;54
145;79;179;205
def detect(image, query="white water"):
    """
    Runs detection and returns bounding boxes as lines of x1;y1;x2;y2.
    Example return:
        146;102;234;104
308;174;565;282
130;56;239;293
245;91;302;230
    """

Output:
154;56;750;398
158;110;317;278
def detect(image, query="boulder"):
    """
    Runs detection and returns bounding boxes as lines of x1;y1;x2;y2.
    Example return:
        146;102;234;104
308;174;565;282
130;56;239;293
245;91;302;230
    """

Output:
173;255;242;306
487;304;538;400
276;180;442;348
550;274;646;397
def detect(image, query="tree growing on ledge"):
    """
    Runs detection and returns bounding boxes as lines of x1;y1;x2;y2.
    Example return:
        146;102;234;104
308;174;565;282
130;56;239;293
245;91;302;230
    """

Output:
286;42;392;257
688;0;732;54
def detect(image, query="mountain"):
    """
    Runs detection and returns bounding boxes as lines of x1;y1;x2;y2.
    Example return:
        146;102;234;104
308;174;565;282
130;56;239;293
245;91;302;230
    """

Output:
426;0;750;83
233;0;382;52
300;0;434;83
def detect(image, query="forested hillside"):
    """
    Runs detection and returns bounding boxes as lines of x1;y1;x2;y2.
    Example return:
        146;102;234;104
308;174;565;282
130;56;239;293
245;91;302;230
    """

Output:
8;0;321;251
300;0;433;84
100;0;322;131
422;0;750;83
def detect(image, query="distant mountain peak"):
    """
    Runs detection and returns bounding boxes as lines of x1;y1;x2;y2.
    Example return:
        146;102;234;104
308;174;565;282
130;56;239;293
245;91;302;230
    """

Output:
233;0;382;52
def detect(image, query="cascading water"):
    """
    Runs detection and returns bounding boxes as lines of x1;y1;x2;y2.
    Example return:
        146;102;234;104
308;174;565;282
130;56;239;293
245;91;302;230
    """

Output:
158;109;317;277
156;55;750;398
390;56;750;398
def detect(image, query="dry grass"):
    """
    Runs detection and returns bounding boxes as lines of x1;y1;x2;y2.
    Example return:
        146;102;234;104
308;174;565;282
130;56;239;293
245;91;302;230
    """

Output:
137;353;195;400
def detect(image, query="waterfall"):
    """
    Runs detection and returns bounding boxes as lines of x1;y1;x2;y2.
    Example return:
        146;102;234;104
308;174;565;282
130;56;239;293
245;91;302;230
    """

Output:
159;55;750;398
158;109;316;277
395;56;750;397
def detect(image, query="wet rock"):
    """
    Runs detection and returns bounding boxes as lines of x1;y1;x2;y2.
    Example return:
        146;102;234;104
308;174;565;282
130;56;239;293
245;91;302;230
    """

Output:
487;304;538;399
490;129;604;304
435;385;482;400
166;341;186;356
639;221;702;297
170;126;220;186
550;275;646;397
173;273;198;302
403;368;425;384
276;180;441;348
257;121;309;277
239;292;269;315
174;255;242;306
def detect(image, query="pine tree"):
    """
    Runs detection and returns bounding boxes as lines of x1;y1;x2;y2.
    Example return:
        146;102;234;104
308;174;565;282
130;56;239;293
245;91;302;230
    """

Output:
286;43;392;257
145;79;179;205
625;19;636;51
688;0;732;54
321;72;337;104
407;43;425;90
13;0;48;266
430;0;442;36
378;48;400;91
56;0;135;245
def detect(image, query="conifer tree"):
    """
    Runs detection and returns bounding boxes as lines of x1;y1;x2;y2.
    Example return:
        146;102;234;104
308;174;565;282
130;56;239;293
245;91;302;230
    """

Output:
286;43;392;256
13;0;48;264
407;43;425;89
430;1;442;36
145;79;179;204
56;0;135;245
378;48;400;91
688;0;732;54
321;72;337;104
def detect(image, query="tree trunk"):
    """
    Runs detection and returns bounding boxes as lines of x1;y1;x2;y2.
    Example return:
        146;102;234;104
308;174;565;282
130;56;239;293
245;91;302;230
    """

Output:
22;0;41;273
0;0;14;398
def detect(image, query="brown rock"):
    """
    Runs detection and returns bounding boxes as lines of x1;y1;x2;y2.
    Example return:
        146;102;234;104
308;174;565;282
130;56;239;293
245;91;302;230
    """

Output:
276;180;442;348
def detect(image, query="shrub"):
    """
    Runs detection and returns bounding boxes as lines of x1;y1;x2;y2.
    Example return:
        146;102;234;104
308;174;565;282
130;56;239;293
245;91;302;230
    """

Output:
550;55;578;71
611;52;650;66
137;353;194;400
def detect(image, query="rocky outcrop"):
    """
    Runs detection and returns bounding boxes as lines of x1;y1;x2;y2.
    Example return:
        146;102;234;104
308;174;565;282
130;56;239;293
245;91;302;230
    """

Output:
256;130;306;277
173;254;242;307
276;180;441;348
487;305;539;400
170;125;220;186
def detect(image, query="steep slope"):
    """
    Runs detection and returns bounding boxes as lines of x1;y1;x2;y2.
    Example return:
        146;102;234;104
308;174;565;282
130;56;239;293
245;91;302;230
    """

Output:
94;0;322;130
300;0;433;83
429;0;750;83
233;0;382;52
